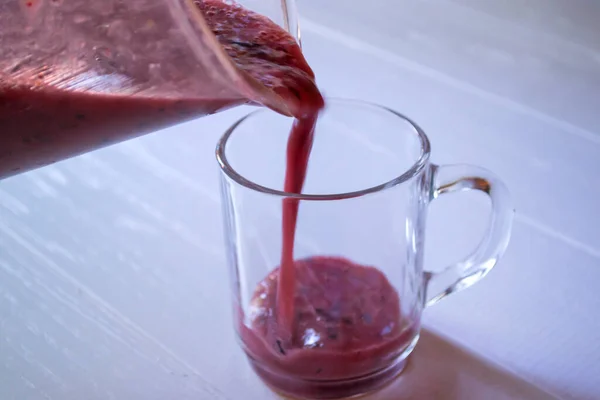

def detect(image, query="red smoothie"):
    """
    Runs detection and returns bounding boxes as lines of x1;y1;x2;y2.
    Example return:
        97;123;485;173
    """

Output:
277;113;319;343
221;4;414;396
0;87;241;179
2;1;414;397
0;0;321;179
209;5;415;394
240;257;417;399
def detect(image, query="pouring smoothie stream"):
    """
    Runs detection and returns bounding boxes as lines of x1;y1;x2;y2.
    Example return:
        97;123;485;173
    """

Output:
0;1;411;399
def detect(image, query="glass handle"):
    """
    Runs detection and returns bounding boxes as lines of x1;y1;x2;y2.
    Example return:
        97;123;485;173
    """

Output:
424;164;514;307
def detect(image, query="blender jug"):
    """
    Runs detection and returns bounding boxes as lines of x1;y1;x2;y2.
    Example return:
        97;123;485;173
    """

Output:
0;0;306;179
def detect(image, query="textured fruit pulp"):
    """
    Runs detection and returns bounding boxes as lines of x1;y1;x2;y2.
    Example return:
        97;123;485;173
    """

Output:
241;257;417;398
0;0;321;179
0;89;238;179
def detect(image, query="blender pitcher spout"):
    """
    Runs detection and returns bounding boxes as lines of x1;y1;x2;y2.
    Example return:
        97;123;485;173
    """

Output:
0;0;314;179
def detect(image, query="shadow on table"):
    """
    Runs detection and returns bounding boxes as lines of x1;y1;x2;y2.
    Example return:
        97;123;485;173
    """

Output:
368;328;559;400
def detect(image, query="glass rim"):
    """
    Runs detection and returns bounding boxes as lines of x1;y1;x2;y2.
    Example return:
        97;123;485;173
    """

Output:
215;98;431;201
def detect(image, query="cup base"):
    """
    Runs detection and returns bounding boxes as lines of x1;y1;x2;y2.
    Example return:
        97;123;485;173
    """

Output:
246;336;419;400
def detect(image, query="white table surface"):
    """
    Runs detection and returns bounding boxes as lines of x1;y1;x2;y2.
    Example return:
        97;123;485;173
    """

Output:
1;0;599;399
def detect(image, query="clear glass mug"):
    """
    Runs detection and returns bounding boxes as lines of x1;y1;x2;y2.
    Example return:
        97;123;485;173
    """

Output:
216;99;514;399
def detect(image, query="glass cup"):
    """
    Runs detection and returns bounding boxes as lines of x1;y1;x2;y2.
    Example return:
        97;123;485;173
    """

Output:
216;99;513;399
